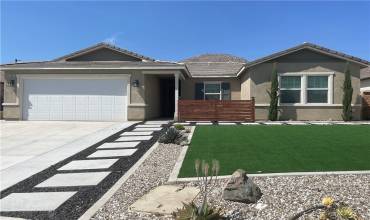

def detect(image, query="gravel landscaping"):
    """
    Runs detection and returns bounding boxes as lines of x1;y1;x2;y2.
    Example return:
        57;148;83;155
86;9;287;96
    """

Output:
92;143;183;220
92;140;370;219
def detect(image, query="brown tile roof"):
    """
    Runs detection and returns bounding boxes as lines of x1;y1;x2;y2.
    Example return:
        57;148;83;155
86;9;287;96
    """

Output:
181;54;247;63
246;42;370;68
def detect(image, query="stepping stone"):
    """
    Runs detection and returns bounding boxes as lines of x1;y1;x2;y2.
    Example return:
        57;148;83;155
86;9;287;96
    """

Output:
121;131;153;136
133;127;162;131
116;136;152;141
0;192;77;212
241;122;260;125
98;142;140;149
58;159;118;171
136;124;162;128
130;185;199;215
36;172;111;188
88;149;137;158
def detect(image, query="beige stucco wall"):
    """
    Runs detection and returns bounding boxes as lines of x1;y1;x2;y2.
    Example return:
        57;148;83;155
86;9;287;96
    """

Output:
180;78;241;100
361;78;370;92
245;49;362;120
255;106;362;121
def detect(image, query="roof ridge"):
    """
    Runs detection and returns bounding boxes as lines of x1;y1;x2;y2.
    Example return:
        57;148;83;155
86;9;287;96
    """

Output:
52;42;156;62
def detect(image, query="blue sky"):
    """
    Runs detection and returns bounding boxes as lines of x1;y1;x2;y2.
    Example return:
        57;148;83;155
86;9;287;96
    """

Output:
1;1;369;64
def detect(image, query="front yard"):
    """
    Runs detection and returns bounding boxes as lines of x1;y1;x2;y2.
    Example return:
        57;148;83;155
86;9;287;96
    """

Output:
179;125;370;177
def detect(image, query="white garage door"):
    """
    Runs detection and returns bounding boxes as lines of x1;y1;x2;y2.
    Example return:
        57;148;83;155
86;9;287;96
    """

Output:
22;78;128;121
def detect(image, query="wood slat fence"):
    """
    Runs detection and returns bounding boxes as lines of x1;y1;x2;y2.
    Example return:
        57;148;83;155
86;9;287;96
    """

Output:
178;99;255;122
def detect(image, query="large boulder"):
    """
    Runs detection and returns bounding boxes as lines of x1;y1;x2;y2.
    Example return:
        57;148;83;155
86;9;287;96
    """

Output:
223;169;262;203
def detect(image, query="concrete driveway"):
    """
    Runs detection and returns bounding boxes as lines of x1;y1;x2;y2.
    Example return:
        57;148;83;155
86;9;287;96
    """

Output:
0;121;135;190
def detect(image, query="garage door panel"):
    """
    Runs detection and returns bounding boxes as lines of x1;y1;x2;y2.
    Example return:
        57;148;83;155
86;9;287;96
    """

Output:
23;78;127;121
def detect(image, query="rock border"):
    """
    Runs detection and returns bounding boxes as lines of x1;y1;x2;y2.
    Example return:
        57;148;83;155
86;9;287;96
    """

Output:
167;126;196;183
175;170;370;182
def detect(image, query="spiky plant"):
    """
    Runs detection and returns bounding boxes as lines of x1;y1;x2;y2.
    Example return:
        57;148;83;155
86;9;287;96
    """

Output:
173;159;223;220
268;63;279;121
342;62;353;121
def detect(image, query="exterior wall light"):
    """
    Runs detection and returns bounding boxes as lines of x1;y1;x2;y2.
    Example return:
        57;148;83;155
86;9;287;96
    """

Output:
133;79;139;87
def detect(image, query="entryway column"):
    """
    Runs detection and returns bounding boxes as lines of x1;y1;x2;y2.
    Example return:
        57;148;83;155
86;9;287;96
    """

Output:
174;72;179;121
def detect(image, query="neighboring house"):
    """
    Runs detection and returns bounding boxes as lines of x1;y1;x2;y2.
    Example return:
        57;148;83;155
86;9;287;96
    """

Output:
0;71;4;119
360;67;370;92
0;42;369;121
360;67;370;119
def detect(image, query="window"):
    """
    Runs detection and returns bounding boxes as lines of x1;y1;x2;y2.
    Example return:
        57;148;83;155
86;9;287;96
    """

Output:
278;73;333;105
307;76;328;103
194;82;231;100
204;83;221;100
280;76;301;103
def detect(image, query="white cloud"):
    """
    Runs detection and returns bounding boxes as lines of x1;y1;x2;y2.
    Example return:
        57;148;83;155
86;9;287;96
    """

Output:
103;32;122;45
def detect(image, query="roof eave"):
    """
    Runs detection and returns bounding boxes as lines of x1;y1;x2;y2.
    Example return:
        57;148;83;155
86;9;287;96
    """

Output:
246;43;370;69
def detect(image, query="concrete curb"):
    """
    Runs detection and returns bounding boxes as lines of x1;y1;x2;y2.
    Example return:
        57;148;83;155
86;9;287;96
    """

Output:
168;126;196;183
174;170;370;182
78;141;162;220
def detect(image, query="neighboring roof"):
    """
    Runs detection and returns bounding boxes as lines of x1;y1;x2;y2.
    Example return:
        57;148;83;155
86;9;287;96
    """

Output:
180;54;246;77
181;54;247;63
184;62;245;77
361;67;370;80
53;42;156;62
246;42;370;68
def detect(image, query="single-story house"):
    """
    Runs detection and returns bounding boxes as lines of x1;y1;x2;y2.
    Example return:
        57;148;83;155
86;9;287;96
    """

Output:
1;42;369;121
361;67;370;119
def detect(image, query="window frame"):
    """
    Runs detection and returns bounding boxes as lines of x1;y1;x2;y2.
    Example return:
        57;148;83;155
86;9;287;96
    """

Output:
279;76;302;104
203;81;222;100
278;72;334;106
200;81;231;100
306;76;329;104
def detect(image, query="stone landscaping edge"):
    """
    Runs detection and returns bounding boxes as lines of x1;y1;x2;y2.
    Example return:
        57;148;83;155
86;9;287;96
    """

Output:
174;170;370;182
168;126;196;183
78;141;162;220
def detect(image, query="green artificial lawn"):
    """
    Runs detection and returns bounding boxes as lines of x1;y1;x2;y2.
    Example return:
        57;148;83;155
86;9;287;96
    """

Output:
178;125;370;177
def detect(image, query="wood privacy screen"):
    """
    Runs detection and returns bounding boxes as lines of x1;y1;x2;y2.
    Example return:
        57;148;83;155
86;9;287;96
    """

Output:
178;99;255;122
362;92;370;120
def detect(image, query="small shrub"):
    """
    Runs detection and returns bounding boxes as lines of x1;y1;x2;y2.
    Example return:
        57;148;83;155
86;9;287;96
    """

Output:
174;124;185;130
290;196;363;220
173;159;224;220
158;127;181;144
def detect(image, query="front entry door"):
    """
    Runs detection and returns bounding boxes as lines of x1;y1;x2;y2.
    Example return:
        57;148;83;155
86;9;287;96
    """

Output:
160;78;175;118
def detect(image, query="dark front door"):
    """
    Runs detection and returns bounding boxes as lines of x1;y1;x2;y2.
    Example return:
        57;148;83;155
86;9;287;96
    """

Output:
160;78;175;118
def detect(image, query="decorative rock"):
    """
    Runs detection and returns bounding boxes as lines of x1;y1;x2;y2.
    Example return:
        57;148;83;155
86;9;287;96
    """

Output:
223;169;262;203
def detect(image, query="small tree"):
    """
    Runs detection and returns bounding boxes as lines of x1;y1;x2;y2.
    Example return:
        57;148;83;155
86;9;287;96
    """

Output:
267;63;279;121
342;63;353;121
